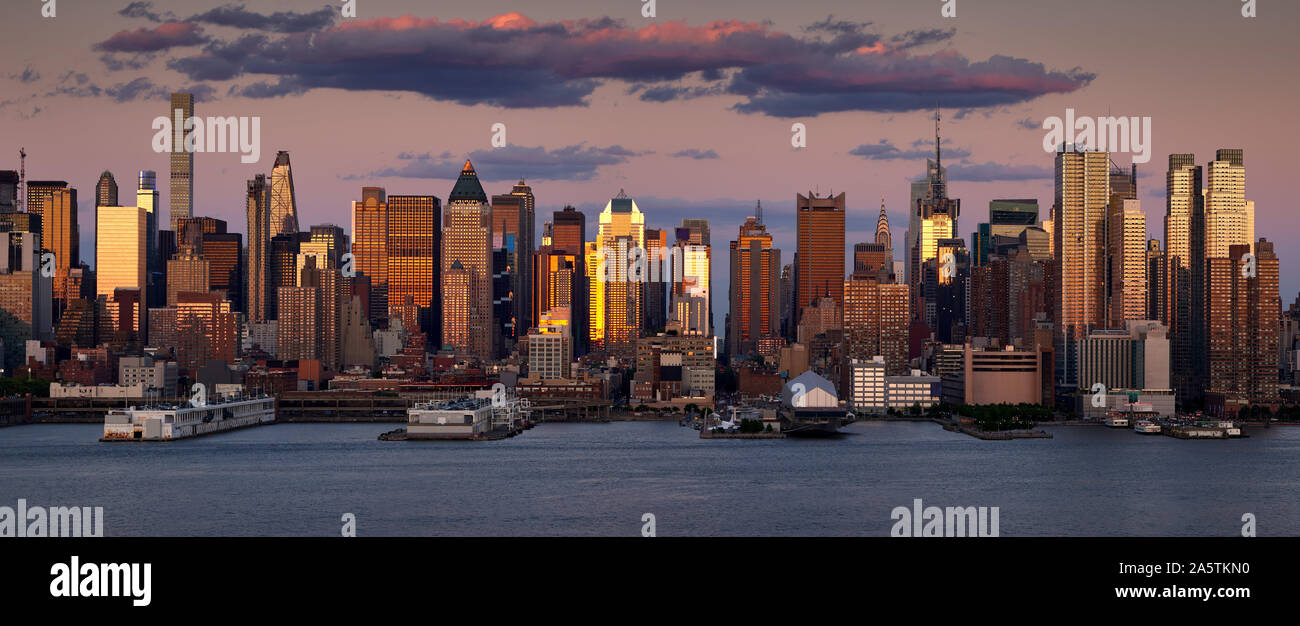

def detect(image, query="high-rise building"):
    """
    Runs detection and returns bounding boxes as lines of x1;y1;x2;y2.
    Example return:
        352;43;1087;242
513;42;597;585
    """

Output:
595;190;646;356
643;228;668;334
1108;199;1147;326
843;278;910;375
909;110;961;311
166;246;209;306
136;171;161;309
387;195;440;344
351;187;389;323
95;171;117;208
491;180;535;342
269;232;306;320
1205;240;1279;416
202;232;243;312
245;175;271;322
168;92;194;229
672;226;711;336
268;151;299;237
96;204;147;337
795;191;845;328
1205;149;1252;258
441;161;491;358
148;291;238;372
1165;153;1203;404
34;183;78;320
1146;239;1166;324
0;232;53;362
728;214;781;357
1053;148;1110;385
552;205;585;255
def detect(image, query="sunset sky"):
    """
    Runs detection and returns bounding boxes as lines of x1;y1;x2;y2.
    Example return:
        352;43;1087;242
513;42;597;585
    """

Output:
3;0;1298;334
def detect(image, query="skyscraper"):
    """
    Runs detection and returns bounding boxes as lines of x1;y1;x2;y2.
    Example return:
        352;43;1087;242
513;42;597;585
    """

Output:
388;195;440;344
96;204;147;337
166;246;209;307
351;187;389;323
910;113;961;321
490;182;533;355
1205;149;1252;258
795;191;845;328
1108;198;1147;327
245;174;270;322
728;214;780;357
550;206;587;353
673;220;711;336
202;231;243;312
1205;240;1279;416
268;151;299;237
137;171;161;308
643;228;668;334
595;190;646;356
441;161;491;358
1165;153;1203;404
1053;148;1110;386
843;278;910;375
168;92;194;229
95;171;117;208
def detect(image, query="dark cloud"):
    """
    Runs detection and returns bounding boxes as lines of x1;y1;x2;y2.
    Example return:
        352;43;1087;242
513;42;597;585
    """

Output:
119;2;332;33
1017;117;1040;130
142;13;1091;116
730;54;1095;117
945;161;1052;182
99;52;158;72
890;28;956;51
95;22;209;53
43;72;215;103
186;4;337;34
670;149;720;160
119;1;173;22
359;144;649;182
8;66;40;84
850;139;971;161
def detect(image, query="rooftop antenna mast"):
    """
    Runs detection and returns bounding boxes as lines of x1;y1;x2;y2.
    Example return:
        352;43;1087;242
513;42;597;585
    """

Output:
18;147;26;212
755;200;763;225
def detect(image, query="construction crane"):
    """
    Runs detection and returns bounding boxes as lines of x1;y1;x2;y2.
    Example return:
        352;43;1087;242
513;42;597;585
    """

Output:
18;147;26;212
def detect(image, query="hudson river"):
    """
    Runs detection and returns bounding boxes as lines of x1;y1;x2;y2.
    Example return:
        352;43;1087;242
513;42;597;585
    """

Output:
3;421;1297;536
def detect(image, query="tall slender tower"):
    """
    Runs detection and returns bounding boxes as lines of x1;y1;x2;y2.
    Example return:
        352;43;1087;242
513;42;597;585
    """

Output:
168;92;194;229
136;171;161;308
245;174;270;322
1165;154;1202;404
441;161;491;357
268;151;299;237
1053;148;1110;386
728;214;780;357
351;187;389;323
596;190;646;356
909;111;961;320
875;197;892;250
795;191;845;329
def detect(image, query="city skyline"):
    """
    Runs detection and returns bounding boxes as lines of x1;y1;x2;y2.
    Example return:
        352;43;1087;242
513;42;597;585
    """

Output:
2;0;1298;334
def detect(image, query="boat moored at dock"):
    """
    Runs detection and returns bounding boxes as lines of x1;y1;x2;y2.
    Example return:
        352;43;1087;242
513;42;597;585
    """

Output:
101;395;276;441
1133;420;1161;435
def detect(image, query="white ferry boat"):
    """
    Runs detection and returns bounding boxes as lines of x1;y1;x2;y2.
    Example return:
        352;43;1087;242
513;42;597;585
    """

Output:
401;392;531;441
1133;420;1161;435
1103;415;1129;428
102;396;276;441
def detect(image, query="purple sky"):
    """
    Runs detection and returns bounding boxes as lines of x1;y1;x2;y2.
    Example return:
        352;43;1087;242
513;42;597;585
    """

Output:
3;0;1298;336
